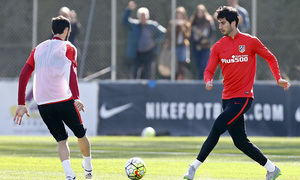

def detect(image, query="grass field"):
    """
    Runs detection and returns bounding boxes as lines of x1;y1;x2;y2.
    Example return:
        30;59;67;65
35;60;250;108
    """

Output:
0;136;299;180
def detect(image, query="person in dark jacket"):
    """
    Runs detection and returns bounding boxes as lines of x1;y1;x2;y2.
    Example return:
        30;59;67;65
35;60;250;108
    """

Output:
123;1;166;79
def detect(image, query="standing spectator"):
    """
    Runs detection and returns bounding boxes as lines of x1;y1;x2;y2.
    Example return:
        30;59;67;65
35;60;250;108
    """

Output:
183;6;290;180
190;4;215;80
59;7;82;62
14;16;92;180
59;7;81;47
167;6;191;80
122;1;166;79
228;0;250;33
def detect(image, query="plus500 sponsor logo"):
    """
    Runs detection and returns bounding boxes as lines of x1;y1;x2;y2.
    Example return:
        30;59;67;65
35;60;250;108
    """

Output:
221;55;248;64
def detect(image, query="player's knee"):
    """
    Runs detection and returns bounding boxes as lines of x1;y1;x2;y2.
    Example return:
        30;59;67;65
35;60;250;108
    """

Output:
233;138;249;150
74;127;87;138
212;123;227;135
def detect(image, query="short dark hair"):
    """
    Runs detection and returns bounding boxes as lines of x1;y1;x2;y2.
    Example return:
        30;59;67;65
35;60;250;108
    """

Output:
216;6;239;27
51;16;71;35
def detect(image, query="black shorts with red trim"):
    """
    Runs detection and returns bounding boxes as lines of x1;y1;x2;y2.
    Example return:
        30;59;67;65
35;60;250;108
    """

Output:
38;99;86;142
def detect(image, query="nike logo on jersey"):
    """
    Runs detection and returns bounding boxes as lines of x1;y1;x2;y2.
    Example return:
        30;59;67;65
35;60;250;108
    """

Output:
100;103;133;119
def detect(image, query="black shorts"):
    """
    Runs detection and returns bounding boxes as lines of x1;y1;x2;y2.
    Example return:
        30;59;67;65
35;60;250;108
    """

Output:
38;99;86;142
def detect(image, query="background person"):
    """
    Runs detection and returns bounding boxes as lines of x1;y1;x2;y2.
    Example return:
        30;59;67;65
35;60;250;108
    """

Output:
58;6;82;64
122;1;166;79
184;6;290;180
58;6;81;47
14;16;93;180
227;0;250;33
190;4;215;80
167;6;191;80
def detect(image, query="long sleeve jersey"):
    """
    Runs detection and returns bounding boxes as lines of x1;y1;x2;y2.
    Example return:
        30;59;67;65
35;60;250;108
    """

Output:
204;32;281;99
18;37;80;105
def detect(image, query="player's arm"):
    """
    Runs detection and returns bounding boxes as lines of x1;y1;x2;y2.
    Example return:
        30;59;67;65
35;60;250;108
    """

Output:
204;44;219;90
66;44;85;112
14;49;35;125
253;37;290;91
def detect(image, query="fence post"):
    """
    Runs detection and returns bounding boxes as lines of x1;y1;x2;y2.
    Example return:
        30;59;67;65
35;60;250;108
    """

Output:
32;0;38;49
79;0;96;78
251;0;257;36
170;0;177;81
111;0;117;81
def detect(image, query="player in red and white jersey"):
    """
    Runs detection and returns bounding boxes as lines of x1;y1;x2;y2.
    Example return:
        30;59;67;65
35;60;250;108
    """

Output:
14;16;92;180
184;6;290;180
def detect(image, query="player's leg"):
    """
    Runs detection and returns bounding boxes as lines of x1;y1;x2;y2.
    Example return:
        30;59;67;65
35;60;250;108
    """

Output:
228;115;281;179
58;139;76;180
228;115;267;165
197;98;252;162
78;135;91;157
184;99;230;180
58;139;70;161
38;103;75;179
62;100;93;179
184;98;252;180
78;135;93;179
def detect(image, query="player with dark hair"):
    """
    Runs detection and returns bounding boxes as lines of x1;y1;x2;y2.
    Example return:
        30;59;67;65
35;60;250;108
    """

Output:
14;16;93;180
183;6;290;180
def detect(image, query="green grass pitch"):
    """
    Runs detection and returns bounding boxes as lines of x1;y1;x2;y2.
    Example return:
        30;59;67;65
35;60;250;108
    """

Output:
0;136;299;179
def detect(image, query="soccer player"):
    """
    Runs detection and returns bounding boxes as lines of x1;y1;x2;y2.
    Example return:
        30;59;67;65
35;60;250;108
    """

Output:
14;16;93;180
183;6;290;180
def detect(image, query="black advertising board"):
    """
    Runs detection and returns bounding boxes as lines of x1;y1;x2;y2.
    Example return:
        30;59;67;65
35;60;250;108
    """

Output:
98;81;300;136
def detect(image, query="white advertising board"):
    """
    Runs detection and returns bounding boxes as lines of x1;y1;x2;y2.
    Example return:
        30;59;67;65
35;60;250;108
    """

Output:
0;80;98;136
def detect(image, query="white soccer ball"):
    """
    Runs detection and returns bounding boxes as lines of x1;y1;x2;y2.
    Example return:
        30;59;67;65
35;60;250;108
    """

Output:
141;127;156;137
125;157;146;180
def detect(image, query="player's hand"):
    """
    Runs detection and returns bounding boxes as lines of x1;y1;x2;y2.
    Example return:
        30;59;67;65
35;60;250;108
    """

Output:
206;81;213;91
74;99;85;112
14;105;30;125
278;78;291;91
128;1;136;10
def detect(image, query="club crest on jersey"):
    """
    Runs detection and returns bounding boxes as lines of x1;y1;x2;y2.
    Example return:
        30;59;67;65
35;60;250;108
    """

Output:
239;45;245;53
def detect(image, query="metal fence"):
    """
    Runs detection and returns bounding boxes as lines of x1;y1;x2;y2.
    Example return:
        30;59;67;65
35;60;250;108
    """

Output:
1;0;299;80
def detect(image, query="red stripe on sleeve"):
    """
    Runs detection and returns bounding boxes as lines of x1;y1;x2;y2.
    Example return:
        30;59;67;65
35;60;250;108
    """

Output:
26;48;36;68
69;63;80;100
18;63;34;105
66;44;77;67
66;43;80;100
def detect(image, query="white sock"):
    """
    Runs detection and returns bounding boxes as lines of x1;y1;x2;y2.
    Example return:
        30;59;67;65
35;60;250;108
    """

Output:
191;159;202;170
264;159;275;172
83;155;93;170
62;160;75;178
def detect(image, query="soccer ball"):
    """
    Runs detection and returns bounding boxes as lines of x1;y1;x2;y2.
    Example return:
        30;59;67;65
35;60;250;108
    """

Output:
141;127;156;137
125;157;146;180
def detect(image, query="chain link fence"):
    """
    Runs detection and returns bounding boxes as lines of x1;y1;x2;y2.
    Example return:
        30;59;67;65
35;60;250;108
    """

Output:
1;0;299;80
